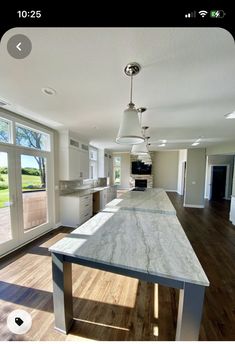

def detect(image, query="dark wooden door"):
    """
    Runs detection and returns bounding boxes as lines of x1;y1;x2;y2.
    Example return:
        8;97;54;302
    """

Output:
211;166;227;200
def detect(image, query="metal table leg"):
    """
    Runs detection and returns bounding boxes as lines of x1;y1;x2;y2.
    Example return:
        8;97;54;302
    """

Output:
51;253;73;334
176;282;205;340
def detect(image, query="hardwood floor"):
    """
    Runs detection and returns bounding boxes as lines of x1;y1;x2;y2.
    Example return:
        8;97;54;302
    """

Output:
0;193;235;340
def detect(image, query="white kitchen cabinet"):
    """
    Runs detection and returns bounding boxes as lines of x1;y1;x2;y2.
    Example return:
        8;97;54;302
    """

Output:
60;193;92;227
99;186;117;210
99;188;108;210
230;196;235;225
59;130;89;180
79;150;89;179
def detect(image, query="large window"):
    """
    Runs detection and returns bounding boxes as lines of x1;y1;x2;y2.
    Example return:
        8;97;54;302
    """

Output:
16;124;50;151
89;146;98;179
113;156;121;185
0;117;12;144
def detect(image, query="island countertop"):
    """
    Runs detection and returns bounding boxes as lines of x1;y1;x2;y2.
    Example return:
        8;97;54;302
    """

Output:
105;188;176;215
49;208;209;287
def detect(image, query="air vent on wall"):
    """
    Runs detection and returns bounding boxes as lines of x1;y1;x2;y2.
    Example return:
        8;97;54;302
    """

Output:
69;139;79;148
81;144;88;151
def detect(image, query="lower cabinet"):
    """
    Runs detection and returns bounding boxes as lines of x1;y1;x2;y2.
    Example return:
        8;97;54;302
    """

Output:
60;186;117;227
99;189;108;210
99;186;117;210
60;193;92;227
230;196;235;225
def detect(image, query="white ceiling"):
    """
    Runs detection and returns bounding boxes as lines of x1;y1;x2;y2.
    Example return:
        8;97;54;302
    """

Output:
0;27;235;151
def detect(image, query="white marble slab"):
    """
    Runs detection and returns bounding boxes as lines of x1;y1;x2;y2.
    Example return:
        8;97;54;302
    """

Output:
104;188;176;215
49;209;209;286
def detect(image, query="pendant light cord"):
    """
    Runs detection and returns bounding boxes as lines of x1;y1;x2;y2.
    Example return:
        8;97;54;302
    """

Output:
130;75;133;104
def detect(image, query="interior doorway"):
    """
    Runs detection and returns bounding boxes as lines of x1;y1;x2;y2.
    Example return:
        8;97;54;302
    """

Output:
210;165;227;200
182;161;186;195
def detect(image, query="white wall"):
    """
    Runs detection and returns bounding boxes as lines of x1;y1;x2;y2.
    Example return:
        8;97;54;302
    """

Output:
177;149;187;195
112;152;130;189
204;155;234;199
206;142;235;155
184;148;206;207
98;148;105;177
152;151;179;191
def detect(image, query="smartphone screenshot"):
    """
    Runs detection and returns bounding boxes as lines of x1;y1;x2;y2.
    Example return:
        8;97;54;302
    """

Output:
0;4;234;342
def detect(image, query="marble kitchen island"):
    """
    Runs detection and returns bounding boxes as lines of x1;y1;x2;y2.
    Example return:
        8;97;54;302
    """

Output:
49;189;209;340
104;188;176;215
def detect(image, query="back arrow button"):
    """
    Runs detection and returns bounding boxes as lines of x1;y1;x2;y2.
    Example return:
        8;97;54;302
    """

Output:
7;34;32;59
16;42;22;51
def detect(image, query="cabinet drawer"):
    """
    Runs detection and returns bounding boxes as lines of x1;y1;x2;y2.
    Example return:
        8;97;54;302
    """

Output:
80;210;92;224
79;202;92;216
79;194;91;205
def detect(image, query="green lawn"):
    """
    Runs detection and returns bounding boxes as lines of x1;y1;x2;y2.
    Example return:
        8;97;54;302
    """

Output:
0;189;10;208
0;174;43;208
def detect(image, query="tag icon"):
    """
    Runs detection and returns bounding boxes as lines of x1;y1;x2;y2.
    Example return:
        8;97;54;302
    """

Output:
7;310;32;334
15;317;24;326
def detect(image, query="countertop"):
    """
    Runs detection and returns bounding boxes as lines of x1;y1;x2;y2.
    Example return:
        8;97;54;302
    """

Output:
60;185;117;196
104;188;176;215
50;189;209;286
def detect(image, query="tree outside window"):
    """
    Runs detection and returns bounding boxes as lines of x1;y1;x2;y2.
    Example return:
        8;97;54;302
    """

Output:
113;157;121;185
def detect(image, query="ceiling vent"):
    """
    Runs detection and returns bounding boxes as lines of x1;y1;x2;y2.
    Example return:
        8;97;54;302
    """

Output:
0;99;9;107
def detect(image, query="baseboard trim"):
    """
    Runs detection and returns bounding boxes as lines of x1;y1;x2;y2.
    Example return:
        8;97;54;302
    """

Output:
184;203;204;208
0;223;62;259
165;189;178;192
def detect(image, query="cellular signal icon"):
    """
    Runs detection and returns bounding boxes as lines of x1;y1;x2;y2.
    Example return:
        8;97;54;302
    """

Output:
185;11;196;18
198;10;208;17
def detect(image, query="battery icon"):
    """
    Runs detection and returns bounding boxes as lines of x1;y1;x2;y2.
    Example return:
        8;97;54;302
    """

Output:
210;10;226;18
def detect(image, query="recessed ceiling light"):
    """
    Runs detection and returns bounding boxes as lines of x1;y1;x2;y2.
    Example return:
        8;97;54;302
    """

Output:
41;87;56;96
192;142;200;146
158;143;166;147
225;111;235;119
161;139;167;143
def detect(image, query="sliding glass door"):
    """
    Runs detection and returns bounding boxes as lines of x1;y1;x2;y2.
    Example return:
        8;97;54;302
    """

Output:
0;147;19;254
0;114;54;256
16;149;53;243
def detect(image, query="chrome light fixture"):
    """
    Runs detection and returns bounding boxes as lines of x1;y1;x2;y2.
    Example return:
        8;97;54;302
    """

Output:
131;122;149;155
116;62;144;144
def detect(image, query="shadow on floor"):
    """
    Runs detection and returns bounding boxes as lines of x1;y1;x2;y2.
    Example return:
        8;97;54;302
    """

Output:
0;280;158;341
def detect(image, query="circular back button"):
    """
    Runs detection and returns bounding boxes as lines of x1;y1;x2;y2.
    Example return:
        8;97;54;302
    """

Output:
7;34;32;59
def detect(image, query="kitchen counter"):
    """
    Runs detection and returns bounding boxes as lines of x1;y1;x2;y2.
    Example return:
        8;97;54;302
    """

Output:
60;185;116;196
50;188;209;340
104;188;176;215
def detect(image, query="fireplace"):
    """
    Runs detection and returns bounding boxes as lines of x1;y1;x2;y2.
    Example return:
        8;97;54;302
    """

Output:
135;179;147;188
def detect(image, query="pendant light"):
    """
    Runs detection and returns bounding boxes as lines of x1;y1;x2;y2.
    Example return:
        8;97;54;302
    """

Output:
131;124;149;155
116;62;144;144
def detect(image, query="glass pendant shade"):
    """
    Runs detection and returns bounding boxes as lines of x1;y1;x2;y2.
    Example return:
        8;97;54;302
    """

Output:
138;153;152;164
116;105;144;144
131;140;149;154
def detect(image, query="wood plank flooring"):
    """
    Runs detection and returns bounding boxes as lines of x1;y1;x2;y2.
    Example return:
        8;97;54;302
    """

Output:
0;193;235;340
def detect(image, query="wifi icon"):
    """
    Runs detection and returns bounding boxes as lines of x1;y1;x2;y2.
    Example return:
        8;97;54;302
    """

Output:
198;10;208;17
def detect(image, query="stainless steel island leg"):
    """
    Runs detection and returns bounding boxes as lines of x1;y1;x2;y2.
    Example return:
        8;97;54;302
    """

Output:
51;253;73;334
176;282;205;340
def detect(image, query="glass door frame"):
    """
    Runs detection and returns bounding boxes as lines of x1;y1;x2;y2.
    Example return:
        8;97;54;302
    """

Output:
15;146;54;245
0;144;19;255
